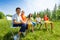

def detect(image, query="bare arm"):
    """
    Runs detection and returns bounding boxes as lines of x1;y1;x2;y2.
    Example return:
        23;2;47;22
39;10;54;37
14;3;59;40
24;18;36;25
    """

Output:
13;19;21;24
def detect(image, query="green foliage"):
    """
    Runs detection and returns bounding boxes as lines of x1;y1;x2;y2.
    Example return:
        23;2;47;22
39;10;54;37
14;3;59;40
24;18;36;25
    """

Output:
50;4;57;20
32;4;60;21
0;12;5;19
44;8;51;19
0;19;60;40
58;4;60;9
56;9;60;20
33;12;36;19
6;14;12;17
39;11;44;18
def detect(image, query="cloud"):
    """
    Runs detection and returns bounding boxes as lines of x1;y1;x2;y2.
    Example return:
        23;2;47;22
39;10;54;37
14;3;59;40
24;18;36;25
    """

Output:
0;0;59;16
22;0;59;15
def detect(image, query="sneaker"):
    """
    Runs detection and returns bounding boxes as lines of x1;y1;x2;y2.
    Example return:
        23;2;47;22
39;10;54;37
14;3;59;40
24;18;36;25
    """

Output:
22;32;26;37
14;34;20;40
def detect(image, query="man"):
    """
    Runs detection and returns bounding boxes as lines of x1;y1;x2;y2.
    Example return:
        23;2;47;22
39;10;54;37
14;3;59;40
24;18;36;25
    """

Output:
36;13;42;29
12;7;27;40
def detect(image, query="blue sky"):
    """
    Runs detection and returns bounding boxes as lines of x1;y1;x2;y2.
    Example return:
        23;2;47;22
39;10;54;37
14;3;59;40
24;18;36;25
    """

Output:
0;0;60;16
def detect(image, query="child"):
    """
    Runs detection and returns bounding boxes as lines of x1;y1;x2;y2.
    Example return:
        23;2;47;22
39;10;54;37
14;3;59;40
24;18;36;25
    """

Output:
44;14;53;31
36;13;42;29
27;13;35;32
21;10;27;23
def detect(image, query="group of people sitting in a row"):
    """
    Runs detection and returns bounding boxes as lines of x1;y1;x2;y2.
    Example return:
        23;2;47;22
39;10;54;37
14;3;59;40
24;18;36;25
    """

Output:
13;7;53;40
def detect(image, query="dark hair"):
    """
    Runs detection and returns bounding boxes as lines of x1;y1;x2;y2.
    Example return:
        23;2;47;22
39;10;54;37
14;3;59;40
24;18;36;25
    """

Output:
16;7;21;11
28;13;32;18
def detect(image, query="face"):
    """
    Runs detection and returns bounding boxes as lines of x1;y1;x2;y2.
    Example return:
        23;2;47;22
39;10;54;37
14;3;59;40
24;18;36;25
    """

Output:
16;9;20;14
45;15;48;17
30;13;32;17
22;11;24;15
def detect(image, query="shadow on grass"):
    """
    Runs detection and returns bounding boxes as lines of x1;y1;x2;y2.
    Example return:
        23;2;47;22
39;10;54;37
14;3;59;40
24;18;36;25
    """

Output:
3;31;25;40
0;36;3;40
3;32;18;40
42;28;47;32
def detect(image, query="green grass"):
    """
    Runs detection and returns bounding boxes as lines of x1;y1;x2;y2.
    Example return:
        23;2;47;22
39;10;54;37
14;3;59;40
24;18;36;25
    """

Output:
0;19;60;40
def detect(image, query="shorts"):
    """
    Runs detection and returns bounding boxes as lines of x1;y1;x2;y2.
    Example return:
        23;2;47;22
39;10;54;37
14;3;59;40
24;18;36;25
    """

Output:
36;22;42;24
13;24;27;32
44;21;53;24
32;22;36;26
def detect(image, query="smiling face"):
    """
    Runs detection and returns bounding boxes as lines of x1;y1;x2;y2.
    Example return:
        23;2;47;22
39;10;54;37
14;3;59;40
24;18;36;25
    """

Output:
16;9;20;14
16;7;21;14
30;13;33;17
21;11;25;15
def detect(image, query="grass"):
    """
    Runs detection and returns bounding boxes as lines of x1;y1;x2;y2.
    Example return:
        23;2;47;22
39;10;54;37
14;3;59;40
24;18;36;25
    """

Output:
0;19;60;40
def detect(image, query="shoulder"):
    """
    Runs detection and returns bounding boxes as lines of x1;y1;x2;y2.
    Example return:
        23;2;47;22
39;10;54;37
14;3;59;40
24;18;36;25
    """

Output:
39;17;41;18
13;14;16;16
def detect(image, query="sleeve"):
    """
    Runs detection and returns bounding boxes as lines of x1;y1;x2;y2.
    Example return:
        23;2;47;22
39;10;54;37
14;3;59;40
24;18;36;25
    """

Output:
12;15;16;20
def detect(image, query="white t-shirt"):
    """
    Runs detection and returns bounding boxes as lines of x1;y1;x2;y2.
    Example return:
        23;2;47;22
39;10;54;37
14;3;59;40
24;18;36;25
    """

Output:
36;17;41;22
12;14;22;24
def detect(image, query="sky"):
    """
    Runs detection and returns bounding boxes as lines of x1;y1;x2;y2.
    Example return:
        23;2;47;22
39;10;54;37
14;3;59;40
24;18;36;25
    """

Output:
0;0;60;16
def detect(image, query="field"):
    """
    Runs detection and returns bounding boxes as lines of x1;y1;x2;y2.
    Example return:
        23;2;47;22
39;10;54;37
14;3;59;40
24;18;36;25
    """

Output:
0;19;60;40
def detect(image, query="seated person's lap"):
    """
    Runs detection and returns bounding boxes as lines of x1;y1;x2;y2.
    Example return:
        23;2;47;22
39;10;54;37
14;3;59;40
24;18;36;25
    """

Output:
13;23;28;32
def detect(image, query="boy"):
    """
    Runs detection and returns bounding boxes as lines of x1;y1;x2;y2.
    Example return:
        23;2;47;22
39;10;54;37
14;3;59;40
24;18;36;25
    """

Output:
36;13;42;29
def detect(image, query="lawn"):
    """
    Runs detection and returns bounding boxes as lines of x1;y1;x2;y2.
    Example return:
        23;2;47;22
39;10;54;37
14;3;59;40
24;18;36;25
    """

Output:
0;19;60;40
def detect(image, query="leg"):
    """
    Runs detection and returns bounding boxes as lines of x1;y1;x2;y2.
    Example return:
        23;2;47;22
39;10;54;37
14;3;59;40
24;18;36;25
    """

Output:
36;22;38;27
40;22;42;30
45;23;48;31
13;24;22;35
15;24;26;36
31;25;34;32
50;23;53;31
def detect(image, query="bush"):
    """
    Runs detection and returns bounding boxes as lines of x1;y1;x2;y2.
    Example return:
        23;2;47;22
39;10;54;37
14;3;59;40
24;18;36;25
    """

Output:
0;12;5;19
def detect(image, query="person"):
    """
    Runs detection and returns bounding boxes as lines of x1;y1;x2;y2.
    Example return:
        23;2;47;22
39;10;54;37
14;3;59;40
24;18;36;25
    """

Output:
21;10;27;23
29;13;36;26
27;13;35;32
36;13;42;29
44;14;53;31
12;7;27;40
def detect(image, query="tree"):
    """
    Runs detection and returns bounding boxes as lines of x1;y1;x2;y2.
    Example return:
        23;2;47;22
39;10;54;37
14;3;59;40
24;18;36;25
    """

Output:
58;4;60;9
6;14;12;17
33;12;36;19
56;9;60;20
39;11;44;18
56;4;60;20
44;8;51;19
0;12;5;19
52;4;57;20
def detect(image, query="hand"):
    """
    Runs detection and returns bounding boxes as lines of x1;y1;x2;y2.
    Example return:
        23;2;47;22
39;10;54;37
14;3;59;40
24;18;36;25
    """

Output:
22;22;26;24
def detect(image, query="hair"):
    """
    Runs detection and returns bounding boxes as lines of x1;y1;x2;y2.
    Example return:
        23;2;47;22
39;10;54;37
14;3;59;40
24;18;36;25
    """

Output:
28;13;33;18
16;7;21;11
22;10;24;13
